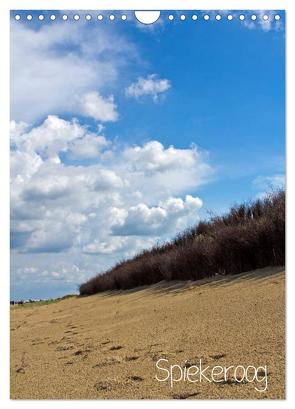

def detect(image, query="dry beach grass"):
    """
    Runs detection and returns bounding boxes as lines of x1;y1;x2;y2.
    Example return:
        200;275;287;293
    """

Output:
11;266;285;399
80;191;285;295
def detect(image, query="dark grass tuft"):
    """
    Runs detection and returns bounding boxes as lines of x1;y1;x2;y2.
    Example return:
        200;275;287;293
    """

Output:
80;190;285;295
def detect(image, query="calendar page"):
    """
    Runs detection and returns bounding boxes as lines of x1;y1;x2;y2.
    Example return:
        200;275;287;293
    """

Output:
10;9;285;400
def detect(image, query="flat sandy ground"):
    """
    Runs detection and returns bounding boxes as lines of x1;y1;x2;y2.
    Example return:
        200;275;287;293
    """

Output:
11;266;285;399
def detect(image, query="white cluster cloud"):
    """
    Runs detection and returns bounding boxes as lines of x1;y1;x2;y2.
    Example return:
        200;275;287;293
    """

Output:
126;74;171;101
111;195;203;236
121;141;212;203
11;20;135;122
11;115;109;163
83;237;128;255
78;91;119;122
11;116;212;291
123;140;200;173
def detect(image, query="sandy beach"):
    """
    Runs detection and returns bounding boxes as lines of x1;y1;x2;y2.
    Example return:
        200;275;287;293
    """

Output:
10;266;285;399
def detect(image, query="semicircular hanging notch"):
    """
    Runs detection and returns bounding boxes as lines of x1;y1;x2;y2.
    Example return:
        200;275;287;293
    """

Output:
134;11;161;25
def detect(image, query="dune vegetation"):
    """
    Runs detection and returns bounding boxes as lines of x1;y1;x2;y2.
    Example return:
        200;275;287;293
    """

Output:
80;190;285;295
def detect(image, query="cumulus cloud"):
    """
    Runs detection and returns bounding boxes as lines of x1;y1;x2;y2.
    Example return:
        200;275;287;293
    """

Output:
11;115;109;163
11;116;211;251
111;195;203;236
10;115;212;296
10;20;135;122
12;115;83;159
83;237;128;255
125;74;171;101
77;91;118;122
123;140;200;173
121;141;213;202
25;223;76;253
67;133;109;160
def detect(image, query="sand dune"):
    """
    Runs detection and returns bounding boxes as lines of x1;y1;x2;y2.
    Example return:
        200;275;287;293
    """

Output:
10;266;285;399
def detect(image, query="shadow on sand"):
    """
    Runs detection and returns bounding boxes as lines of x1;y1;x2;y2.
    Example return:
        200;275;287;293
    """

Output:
88;266;284;300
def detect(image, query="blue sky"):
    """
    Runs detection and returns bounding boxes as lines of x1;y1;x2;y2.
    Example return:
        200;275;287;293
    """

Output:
10;10;285;299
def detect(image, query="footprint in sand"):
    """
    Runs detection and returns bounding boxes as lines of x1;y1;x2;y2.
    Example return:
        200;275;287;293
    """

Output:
94;381;113;391
172;392;199;399
64;330;78;336
73;349;84;356
216;377;247;386
92;356;122;368
16;352;27;375
56;344;74;352
49;319;60;324
48;340;59;346
128;375;144;382
109;345;123;351
185;356;208;367
73;349;92;358
209;353;226;360
145;350;166;362
68;325;78;330
126;356;139;361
